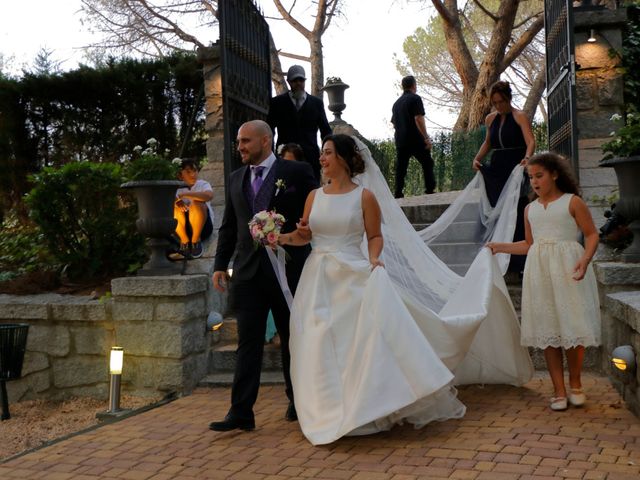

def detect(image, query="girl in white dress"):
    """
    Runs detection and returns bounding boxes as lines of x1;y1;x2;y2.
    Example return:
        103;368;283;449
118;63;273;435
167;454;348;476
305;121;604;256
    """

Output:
279;134;465;445
488;152;601;411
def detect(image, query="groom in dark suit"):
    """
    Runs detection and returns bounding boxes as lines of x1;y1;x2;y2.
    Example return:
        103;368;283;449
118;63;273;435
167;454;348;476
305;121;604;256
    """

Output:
210;120;317;432
267;65;332;180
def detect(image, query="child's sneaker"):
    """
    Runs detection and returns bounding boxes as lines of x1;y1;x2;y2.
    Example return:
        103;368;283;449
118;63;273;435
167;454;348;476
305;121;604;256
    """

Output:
191;241;203;259
169;243;190;261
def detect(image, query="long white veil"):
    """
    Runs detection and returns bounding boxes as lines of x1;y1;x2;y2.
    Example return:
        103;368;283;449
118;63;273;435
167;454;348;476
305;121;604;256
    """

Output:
353;136;533;386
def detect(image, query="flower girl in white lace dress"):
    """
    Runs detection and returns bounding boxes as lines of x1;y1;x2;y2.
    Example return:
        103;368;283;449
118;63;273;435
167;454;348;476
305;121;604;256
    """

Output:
488;152;601;412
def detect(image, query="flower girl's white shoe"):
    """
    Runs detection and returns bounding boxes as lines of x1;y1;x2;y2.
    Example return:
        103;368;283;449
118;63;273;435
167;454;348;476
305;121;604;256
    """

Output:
550;396;568;411
568;389;586;407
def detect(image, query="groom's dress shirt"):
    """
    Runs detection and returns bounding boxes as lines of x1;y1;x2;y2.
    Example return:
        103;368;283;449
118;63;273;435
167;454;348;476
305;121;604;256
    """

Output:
251;153;276;184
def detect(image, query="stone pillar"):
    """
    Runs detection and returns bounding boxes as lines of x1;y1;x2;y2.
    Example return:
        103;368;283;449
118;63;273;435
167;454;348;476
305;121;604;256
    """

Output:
197;45;225;222
110;275;210;396
574;7;627;222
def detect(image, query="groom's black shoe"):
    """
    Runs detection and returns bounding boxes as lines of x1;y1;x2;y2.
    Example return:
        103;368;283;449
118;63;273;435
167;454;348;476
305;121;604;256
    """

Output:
285;402;297;422
209;414;255;432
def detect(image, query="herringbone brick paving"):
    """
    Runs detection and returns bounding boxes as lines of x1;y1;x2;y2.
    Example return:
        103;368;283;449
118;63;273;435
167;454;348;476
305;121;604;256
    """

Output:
1;372;639;479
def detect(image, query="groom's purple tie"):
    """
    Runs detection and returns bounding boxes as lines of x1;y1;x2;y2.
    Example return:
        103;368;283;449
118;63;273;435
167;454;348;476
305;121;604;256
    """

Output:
251;166;265;196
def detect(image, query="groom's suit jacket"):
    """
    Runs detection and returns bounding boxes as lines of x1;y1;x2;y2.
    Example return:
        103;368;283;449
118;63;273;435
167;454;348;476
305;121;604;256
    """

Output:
214;157;318;287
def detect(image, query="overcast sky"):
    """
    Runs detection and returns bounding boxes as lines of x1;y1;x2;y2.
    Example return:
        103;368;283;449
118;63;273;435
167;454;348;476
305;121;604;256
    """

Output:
0;0;454;140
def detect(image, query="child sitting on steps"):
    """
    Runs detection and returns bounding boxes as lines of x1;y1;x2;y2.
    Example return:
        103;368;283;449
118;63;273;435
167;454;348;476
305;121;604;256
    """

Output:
173;158;214;259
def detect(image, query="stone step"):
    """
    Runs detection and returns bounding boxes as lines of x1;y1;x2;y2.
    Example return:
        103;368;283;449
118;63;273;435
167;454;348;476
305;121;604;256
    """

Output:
207;341;283;373
434;221;481;243
199;345;602;384
217;317;238;344
402;201;478;225
429;242;484;265
199;370;284;387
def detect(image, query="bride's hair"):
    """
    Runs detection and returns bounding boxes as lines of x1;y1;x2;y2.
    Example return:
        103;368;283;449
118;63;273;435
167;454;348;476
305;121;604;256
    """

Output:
322;134;365;177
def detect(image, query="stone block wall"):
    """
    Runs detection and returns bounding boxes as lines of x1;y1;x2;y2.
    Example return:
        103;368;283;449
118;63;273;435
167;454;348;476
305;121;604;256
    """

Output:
574;8;627;222
594;262;640;416
0;275;211;403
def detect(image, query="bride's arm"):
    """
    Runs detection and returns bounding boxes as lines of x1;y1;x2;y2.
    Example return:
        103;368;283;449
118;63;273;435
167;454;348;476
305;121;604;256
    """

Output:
278;190;316;246
362;188;384;268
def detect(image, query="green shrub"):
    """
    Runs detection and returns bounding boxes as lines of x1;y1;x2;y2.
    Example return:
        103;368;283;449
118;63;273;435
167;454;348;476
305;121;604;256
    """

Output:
25;161;145;280
0;213;56;279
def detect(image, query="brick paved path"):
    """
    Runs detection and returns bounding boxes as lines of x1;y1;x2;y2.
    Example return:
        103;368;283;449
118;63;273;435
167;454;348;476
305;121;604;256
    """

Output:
1;373;639;479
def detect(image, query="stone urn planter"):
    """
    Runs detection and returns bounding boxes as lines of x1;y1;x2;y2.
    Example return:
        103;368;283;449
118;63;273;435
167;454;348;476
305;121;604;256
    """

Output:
600;155;640;262
322;79;350;122
121;180;186;275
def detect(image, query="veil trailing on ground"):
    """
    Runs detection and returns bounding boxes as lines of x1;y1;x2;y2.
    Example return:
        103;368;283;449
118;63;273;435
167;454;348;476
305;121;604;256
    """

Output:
353;136;533;386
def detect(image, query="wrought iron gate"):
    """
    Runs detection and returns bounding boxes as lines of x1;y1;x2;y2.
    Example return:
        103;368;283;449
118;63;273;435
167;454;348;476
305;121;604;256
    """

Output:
544;0;579;176
219;0;271;179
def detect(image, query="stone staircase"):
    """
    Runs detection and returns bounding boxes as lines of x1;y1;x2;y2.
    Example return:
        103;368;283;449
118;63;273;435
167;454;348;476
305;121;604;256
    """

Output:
199;194;599;387
200;317;285;387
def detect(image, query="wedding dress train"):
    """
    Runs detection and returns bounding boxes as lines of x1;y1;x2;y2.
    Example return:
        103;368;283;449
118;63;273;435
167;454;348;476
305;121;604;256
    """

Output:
289;138;533;445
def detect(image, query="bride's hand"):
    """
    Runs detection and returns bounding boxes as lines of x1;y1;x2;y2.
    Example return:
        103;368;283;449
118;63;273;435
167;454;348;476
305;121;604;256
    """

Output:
296;218;312;240
370;258;384;270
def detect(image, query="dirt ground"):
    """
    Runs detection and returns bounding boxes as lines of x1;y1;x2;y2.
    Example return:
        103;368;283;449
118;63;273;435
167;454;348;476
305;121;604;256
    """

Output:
0;270;113;296
0;394;161;462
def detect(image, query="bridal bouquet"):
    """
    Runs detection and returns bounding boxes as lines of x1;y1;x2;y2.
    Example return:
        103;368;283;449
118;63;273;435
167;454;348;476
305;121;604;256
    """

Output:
249;210;285;249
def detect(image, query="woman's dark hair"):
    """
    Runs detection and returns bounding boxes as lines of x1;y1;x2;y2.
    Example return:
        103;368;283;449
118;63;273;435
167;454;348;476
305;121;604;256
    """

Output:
489;80;512;102
279;143;305;161
179;158;200;171
322;134;365;177
527;152;581;199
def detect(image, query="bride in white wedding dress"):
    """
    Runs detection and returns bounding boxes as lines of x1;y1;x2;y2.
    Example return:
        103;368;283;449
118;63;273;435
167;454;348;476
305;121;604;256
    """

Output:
280;134;533;446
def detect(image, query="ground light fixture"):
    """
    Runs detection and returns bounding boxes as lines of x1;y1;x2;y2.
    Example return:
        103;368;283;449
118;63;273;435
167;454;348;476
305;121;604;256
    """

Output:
109;346;124;412
611;345;636;372
97;346;131;420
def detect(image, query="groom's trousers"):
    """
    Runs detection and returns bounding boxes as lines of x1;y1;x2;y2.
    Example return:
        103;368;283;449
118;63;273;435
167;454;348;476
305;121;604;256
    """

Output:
228;263;297;421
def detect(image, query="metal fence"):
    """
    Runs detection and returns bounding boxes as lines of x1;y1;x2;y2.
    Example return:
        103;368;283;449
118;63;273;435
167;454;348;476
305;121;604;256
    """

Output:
219;0;271;181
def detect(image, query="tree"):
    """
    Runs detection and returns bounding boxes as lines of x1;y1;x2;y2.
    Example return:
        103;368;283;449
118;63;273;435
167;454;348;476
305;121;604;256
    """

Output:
268;0;343;96
28;48;63;76
80;0;342;96
80;0;215;57
409;0;544;131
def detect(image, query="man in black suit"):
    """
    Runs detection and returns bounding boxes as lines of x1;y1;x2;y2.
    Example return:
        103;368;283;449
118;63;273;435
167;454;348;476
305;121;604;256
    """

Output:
209;120;317;432
391;75;435;198
267;65;332;180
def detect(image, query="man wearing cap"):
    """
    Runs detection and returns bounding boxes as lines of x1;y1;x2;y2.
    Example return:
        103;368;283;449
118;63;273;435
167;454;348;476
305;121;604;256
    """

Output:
267;65;332;180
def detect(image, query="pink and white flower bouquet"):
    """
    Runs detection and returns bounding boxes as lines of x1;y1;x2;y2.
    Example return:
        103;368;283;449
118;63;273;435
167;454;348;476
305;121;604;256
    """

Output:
248;210;286;248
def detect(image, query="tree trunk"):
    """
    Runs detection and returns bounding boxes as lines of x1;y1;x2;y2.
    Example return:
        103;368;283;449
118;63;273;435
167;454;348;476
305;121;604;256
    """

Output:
522;66;546;121
269;33;288;95
433;1;479;95
466;1;521;129
309;33;324;97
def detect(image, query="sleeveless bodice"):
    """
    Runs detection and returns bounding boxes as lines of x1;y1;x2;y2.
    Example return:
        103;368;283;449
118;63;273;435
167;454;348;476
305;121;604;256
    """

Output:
309;186;364;255
489;112;526;151
527;193;579;243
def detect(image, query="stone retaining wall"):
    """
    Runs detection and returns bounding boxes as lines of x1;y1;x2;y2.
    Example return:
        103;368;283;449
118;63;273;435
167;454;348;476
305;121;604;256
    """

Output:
595;262;640;416
1;275;212;403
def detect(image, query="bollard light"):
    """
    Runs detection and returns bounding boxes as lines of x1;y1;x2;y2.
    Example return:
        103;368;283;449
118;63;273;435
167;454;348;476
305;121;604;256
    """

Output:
611;345;636;372
108;347;124;412
110;346;123;375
